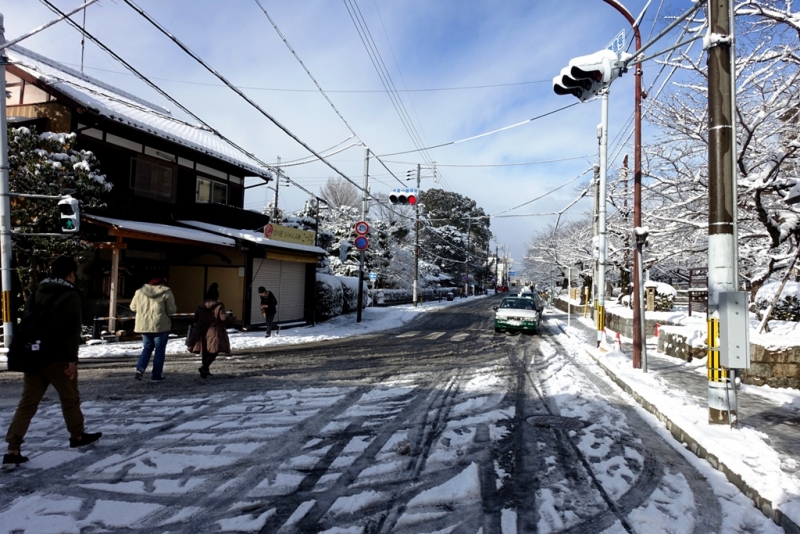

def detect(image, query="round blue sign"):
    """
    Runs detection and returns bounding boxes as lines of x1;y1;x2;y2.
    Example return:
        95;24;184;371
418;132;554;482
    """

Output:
354;236;369;250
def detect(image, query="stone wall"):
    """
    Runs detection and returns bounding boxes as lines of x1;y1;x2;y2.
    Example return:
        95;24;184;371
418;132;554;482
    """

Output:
553;298;800;389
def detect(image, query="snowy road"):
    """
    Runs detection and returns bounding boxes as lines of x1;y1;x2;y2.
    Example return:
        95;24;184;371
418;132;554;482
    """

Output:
0;297;780;533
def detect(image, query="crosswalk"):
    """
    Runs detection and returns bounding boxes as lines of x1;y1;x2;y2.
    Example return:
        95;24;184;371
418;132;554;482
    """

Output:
394;330;494;342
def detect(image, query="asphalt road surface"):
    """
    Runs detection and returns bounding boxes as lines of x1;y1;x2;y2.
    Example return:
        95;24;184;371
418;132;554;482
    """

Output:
0;295;772;533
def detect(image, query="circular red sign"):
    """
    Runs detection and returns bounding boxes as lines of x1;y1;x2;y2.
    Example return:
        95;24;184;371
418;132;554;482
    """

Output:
264;223;274;239
354;235;369;250
355;221;370;235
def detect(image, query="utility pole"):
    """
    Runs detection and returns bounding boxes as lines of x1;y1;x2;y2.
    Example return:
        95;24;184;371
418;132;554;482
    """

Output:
707;0;738;424
464;216;471;296
596;89;610;348
0;16;13;347
593;163;600;307
495;245;498;293
273;156;281;221
357;148;369;323
413;164;420;306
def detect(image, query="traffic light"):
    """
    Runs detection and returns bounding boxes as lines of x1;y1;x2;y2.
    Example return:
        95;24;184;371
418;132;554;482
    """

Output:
58;196;80;233
553;49;623;102
389;188;418;205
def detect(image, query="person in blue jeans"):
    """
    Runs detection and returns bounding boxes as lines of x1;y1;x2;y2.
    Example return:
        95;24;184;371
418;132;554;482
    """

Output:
130;277;177;382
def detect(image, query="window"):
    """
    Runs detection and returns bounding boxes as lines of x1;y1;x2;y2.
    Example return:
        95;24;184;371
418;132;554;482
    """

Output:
130;156;176;202
196;176;228;205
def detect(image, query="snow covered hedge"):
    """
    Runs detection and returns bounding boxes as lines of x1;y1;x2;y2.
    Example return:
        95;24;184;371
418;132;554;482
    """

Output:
644;281;676;311
754;281;800;321
315;274;368;320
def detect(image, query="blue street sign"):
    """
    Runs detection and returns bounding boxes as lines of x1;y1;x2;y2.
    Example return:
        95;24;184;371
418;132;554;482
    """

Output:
606;30;625;54
369;273;377;280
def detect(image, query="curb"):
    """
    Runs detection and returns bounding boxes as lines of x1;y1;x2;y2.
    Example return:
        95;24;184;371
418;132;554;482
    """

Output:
582;346;800;534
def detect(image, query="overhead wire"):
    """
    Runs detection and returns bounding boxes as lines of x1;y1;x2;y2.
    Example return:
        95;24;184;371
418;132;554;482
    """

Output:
36;0;275;180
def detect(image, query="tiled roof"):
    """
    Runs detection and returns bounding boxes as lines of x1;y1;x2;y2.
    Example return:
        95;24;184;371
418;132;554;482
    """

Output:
7;45;272;178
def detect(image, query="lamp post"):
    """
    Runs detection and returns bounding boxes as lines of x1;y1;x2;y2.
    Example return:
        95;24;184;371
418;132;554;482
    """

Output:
603;0;644;368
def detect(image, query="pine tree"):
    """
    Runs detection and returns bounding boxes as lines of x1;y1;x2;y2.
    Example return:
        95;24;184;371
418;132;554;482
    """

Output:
8;126;112;298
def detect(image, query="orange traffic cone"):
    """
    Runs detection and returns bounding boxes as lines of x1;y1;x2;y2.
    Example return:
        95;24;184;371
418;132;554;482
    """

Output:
613;332;621;351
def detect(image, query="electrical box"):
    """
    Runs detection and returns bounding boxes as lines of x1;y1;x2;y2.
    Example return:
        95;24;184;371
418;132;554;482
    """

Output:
719;292;750;369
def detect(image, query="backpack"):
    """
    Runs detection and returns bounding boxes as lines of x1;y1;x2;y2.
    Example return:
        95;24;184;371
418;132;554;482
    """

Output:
7;292;58;373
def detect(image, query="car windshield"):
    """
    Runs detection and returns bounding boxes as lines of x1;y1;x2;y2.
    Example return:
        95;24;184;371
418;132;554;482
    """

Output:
501;299;533;310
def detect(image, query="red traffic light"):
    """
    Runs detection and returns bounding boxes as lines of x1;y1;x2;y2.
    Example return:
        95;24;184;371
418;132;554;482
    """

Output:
407;195;417;205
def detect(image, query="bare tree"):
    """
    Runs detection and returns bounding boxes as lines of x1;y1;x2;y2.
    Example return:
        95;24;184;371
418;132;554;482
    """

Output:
320;177;361;209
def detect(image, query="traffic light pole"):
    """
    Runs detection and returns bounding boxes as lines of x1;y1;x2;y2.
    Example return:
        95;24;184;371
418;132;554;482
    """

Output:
0;16;13;347
603;0;644;369
706;0;738;424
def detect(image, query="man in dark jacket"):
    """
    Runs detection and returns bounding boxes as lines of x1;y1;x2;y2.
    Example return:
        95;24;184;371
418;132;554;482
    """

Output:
3;257;102;469
258;286;278;337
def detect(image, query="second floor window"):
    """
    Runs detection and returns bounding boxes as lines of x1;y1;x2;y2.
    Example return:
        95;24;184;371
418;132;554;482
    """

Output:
196;176;227;205
130;156;176;202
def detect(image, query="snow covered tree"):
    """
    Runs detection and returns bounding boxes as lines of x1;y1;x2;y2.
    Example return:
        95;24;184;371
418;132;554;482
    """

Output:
8;127;112;297
524;216;595;288
319;176;360;209
419;189;490;284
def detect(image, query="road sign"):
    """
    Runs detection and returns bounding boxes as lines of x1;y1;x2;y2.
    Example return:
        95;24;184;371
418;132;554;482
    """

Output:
509;270;516;276
369;273;377;281
354;235;369;251
355;221;370;235
606;30;625;54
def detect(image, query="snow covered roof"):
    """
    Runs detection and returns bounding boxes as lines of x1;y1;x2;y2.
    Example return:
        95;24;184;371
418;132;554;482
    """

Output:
176;220;327;255
86;215;236;247
7;45;273;179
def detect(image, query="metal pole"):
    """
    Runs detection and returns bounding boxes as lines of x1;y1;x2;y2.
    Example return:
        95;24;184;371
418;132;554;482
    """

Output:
707;0;737;424
637;242;648;372
0;16;14;347
597;90;609;348
604;0;643;369
356;148;369;323
413;164;420;306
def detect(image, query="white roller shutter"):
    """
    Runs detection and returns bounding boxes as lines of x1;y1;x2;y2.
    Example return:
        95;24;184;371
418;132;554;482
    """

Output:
250;259;306;324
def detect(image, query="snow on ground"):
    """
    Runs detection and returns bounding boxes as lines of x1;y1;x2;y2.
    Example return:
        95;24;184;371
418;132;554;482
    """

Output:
0;294;798;532
559;312;800;530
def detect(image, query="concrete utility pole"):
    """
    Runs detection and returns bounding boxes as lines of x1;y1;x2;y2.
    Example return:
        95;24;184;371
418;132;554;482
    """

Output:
413;164;420;306
272;156;286;222
465;216;471;296
356;148;369;323
706;0;738;424
596;90;610;347
0;16;13;347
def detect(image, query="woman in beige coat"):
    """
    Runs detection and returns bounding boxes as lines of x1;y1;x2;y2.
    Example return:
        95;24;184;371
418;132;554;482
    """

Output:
187;283;234;379
130;278;177;381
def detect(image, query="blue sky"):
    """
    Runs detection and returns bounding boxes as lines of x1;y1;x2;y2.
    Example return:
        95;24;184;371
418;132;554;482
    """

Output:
2;0;693;271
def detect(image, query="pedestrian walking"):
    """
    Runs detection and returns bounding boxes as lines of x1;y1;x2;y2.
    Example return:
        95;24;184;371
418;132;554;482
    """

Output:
187;283;235;379
4;257;102;469
130;276;177;382
258;286;278;337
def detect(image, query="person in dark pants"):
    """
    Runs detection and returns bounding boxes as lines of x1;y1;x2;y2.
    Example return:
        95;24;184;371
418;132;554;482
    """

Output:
4;257;102;468
258;286;278;337
187;283;235;379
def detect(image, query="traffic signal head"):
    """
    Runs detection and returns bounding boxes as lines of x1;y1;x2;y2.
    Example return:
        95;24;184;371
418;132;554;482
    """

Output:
553;49;622;102
58;196;80;233
389;188;419;205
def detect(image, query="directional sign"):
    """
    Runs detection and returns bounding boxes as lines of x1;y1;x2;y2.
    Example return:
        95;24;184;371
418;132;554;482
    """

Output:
354;235;369;251
369;273;377;281
354;221;370;235
606;30;625;54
